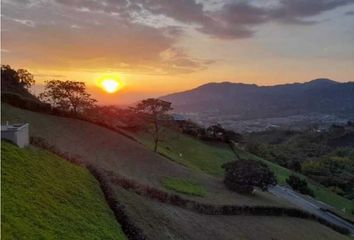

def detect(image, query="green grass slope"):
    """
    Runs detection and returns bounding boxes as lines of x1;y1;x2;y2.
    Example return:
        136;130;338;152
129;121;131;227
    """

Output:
128;129;235;176
1;141;127;240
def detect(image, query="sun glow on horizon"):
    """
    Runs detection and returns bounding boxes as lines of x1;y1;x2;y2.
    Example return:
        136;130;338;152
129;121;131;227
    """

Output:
101;79;120;93
98;76;122;93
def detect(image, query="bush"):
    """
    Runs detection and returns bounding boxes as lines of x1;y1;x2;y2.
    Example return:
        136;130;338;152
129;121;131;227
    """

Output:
2;92;51;112
288;160;302;172
222;160;277;194
286;175;314;197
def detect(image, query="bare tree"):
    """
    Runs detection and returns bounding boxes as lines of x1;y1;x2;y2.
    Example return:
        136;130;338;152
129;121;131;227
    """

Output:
39;80;97;114
133;98;173;152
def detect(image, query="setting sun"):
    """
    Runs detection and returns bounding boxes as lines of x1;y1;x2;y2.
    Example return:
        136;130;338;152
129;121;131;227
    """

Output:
100;79;121;93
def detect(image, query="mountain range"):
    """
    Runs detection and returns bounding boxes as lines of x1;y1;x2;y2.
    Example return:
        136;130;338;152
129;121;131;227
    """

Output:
161;79;354;120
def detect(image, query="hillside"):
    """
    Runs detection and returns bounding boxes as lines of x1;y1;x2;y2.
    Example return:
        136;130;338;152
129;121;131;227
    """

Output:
2;104;352;239
125;126;354;219
161;79;354;120
1;141;126;240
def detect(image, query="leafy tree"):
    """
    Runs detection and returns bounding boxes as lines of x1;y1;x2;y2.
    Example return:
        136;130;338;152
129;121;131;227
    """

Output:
286;175;314;197
16;68;35;89
222;160;277;194
288;160;302;172
39;80;97;114
207;124;225;139
224;130;244;143
133;98;173;152
1;65;35;90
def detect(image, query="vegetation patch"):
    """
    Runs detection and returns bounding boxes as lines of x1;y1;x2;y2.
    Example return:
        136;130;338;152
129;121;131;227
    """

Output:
286;175;314;197
1;141;127;240
233;146;354;218
222;160;277;194
246;127;354;201
162;177;207;197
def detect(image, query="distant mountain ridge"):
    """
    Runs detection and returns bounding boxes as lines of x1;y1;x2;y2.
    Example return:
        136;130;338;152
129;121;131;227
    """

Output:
161;79;354;120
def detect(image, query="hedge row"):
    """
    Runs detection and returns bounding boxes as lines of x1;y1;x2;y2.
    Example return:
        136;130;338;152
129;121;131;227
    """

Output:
108;172;350;235
2;92;51;112
30;137;148;240
87;167;147;240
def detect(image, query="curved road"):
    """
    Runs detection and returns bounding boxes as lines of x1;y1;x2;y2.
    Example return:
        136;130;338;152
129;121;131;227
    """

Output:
270;185;354;236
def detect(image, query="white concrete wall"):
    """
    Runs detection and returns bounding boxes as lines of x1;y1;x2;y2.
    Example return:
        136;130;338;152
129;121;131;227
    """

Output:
1;130;18;146
1;124;29;148
16;124;29;148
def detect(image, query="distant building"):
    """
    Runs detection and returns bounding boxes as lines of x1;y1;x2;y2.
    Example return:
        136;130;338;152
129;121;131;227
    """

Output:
1;123;29;148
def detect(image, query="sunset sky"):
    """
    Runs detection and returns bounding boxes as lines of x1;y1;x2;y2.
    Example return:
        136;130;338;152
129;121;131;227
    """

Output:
2;0;354;104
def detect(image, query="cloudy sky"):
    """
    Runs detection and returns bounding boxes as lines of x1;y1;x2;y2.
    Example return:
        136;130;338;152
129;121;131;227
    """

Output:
2;0;354;104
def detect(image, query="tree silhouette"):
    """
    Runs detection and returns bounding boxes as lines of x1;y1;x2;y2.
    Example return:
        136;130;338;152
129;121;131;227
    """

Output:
39;80;96;115
16;68;35;89
1;65;35;90
133;98;173;152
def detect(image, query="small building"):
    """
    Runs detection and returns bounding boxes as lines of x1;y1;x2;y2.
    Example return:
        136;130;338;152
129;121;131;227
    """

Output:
1;123;29;148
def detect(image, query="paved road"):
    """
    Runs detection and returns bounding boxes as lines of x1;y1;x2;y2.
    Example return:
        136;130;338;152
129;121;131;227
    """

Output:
270;185;354;236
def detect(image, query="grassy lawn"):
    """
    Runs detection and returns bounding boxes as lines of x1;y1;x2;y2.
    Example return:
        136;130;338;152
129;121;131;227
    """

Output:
129;128;235;176
1;141;127;240
161;177;207;197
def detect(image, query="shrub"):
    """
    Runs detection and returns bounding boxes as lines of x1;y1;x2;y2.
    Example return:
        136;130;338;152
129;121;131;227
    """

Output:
222;160;277;194
288;160;302;172
286;175;314;197
1;92;51;112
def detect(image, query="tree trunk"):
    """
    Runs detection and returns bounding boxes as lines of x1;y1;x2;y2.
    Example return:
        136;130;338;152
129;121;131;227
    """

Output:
153;117;159;152
154;138;158;152
71;103;77;115
228;140;241;160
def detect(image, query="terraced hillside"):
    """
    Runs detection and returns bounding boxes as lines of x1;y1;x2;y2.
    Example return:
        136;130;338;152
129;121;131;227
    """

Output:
1;141;126;240
2;104;351;240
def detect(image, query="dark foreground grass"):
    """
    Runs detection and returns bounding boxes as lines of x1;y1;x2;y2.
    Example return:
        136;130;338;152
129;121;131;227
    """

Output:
162;177;207;197
1;141;127;240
